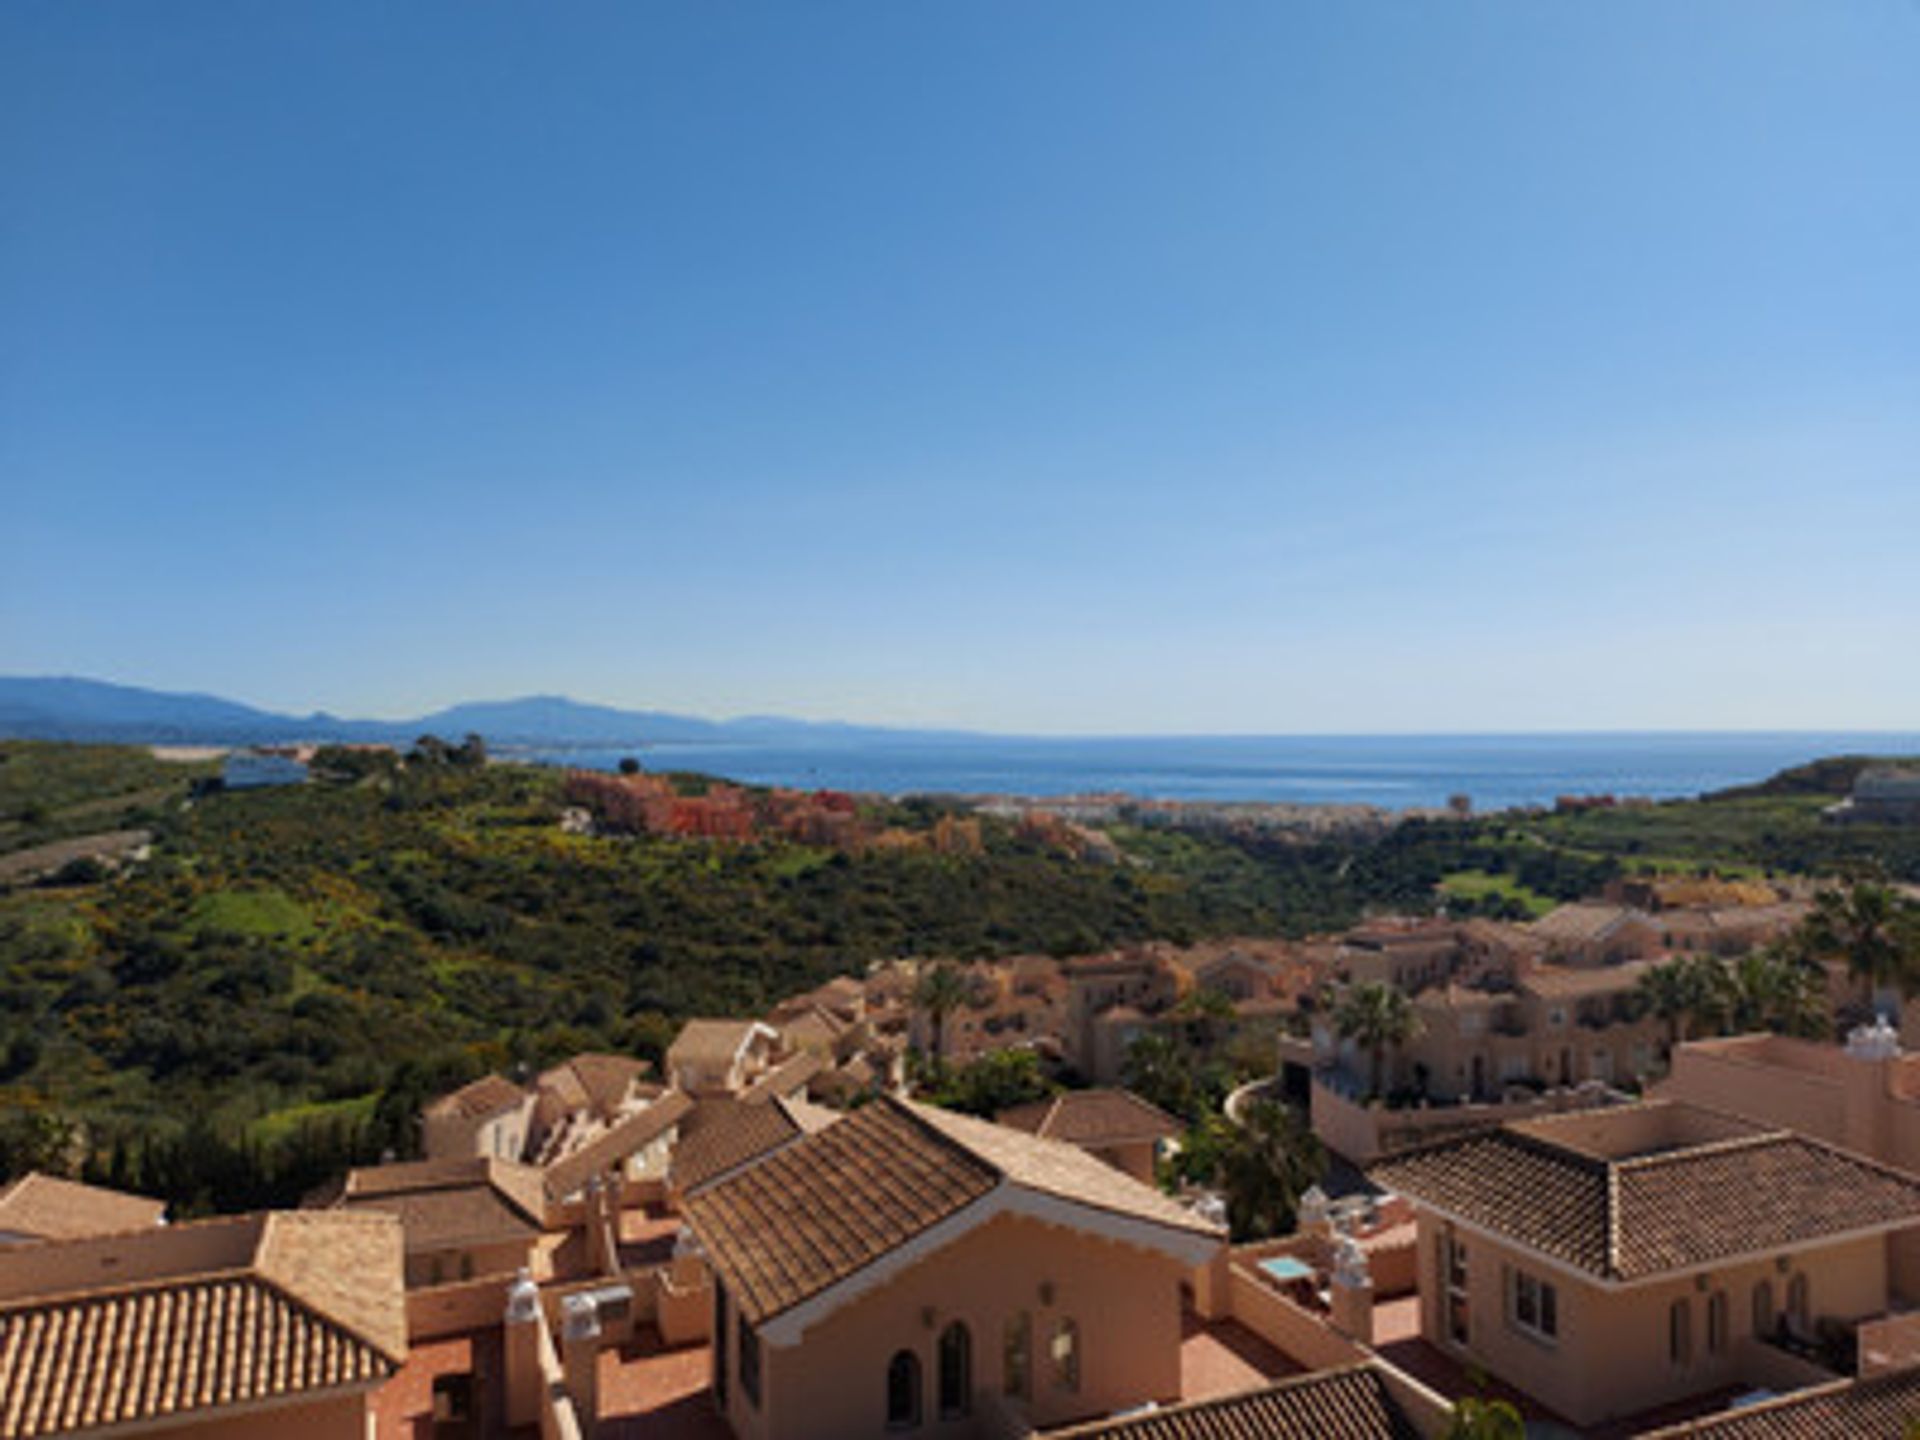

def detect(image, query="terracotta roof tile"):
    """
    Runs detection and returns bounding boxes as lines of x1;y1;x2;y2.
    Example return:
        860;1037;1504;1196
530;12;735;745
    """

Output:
1041;1362;1420;1439
997;1089;1183;1148
682;1099;997;1325
684;1097;1220;1328
0;1211;403;1439
422;1072;526;1122
670;1096;805;1195
0;1174;165;1244
667;1019;774;1070
1373;1116;1920;1282
327;1157;545;1251
1638;1366;1920;1437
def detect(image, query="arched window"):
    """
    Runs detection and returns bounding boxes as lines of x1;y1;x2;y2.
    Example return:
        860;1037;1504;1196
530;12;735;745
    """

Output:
1050;1317;1080;1393
938;1321;972;1418
1751;1281;1773;1341
1787;1273;1811;1336
1003;1312;1031;1400
886;1350;922;1430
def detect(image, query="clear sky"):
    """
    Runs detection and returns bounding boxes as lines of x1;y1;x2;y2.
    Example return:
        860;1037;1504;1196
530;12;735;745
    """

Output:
4;2;1916;734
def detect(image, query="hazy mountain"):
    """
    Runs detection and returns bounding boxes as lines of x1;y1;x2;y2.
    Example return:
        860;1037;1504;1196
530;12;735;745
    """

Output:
0;676;947;747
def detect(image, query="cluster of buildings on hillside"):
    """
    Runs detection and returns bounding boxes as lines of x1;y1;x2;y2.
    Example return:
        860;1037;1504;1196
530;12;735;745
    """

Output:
15;1000;1920;1438
16;871;1920;1439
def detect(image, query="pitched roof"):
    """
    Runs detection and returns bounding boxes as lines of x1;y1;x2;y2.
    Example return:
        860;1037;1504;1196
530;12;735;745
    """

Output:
1040;1362;1420;1440
741;1049;825;1105
0;1210;404;1439
536;1052;650;1118
1529;903;1651;945
667;1019;775;1070
684;1097;1219;1327
670;1096;806;1194
998;1089;1183;1148
0;1173;165;1243
543;1089;695;1202
1638;1366;1920;1437
1371;1110;1920;1283
1518;959;1656;999
326;1156;546;1250
422;1072;527;1122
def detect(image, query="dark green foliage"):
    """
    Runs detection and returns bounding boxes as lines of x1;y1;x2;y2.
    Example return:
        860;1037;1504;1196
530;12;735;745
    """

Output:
919;1050;1056;1118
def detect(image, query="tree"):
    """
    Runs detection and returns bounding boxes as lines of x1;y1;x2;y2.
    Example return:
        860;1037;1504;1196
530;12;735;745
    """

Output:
1445;1396;1526;1440
617;756;642;776
1638;957;1717;1054
912;962;972;1068
1124;1032;1201;1123
1215;1099;1325;1242
924;1049;1055;1118
1797;879;1920;1016
1333;981;1421;1100
1715;949;1829;1040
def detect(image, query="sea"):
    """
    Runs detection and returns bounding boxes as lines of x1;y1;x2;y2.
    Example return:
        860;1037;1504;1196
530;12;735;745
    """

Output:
520;732;1920;814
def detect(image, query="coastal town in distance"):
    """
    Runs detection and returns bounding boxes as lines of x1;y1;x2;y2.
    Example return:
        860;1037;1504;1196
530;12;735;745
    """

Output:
8;3;1920;1439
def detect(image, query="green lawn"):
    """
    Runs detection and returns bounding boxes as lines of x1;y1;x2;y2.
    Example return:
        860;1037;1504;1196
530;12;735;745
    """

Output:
1438;869;1556;917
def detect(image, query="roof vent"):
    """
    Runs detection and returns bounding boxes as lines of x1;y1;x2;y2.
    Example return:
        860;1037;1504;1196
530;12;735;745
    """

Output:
1847;1017;1901;1062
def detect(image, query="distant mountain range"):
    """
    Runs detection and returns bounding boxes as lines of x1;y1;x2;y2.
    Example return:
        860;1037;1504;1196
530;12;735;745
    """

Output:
0;676;945;748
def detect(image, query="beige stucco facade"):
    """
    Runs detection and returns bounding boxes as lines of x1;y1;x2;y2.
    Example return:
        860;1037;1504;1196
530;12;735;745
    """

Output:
1411;1216;1891;1427
711;1211;1191;1440
422;1093;535;1163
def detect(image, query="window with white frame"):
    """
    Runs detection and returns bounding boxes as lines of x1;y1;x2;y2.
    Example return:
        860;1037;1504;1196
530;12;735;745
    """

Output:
1509;1268;1558;1343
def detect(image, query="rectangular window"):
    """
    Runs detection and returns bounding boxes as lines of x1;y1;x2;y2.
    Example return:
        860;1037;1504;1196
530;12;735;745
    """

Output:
1444;1233;1471;1346
1510;1269;1558;1343
738;1316;762;1408
1707;1291;1728;1356
1670;1299;1692;1366
1003;1312;1031;1400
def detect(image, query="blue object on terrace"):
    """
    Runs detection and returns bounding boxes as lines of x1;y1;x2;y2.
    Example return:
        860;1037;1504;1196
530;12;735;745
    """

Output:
1257;1255;1316;1284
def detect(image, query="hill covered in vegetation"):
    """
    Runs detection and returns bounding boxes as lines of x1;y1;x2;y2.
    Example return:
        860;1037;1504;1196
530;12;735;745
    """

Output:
2;740;1915;1210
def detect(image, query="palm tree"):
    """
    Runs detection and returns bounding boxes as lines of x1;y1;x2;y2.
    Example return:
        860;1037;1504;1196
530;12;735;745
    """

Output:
1721;948;1830;1040
1333;981;1421;1101
1217;1099;1326;1242
1638;957;1715;1055
1797;880;1920;1017
911;961;972;1068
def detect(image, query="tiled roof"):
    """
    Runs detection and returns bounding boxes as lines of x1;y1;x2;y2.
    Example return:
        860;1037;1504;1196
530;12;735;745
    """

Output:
1041;1363;1419;1440
682;1100;998;1325
1638;1366;1920;1437
1372;1122;1920;1282
0;1211;404;1439
998;1089;1183;1147
0;1174;165;1243
667;1019;771;1069
537;1052;649;1118
543;1089;694;1202
1529;903;1649;945
422;1072;527;1121
684;1097;1219;1327
741;1049;825;1105
326;1156;546;1250
1518;960;1655;999
670;1096;805;1194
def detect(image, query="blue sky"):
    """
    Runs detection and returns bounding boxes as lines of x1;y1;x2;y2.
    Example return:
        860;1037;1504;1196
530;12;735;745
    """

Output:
4;2;1916;734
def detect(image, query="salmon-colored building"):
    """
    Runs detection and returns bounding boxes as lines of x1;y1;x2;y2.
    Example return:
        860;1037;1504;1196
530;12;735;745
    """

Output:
1372;1101;1920;1430
682;1095;1223;1440
0;1209;406;1439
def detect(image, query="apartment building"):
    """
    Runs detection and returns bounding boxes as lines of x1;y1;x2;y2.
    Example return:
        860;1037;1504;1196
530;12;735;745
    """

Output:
1372;1101;1920;1429
682;1095;1223;1440
0;1210;406;1439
